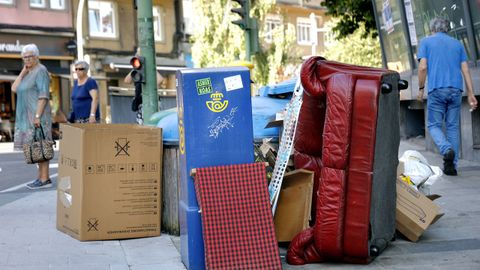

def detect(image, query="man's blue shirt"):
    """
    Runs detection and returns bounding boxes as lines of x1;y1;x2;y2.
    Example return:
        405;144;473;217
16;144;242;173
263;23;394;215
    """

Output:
417;32;467;93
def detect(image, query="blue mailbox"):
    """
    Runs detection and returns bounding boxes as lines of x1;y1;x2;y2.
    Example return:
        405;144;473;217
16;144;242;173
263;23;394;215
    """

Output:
176;67;254;269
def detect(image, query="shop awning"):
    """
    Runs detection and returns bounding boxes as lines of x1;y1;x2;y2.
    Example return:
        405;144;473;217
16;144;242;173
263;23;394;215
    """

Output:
0;74;17;82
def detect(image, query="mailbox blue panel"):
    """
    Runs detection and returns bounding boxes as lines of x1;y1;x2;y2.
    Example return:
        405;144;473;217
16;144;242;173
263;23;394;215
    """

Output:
176;67;254;269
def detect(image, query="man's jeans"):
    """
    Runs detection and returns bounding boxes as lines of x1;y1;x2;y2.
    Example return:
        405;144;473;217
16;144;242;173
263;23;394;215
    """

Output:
427;87;462;166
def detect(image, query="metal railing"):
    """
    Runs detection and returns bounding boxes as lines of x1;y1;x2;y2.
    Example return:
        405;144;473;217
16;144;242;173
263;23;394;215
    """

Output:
108;86;177;97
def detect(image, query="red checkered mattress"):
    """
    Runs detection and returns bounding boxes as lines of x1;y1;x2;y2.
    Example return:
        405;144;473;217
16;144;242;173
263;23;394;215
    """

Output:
194;162;282;270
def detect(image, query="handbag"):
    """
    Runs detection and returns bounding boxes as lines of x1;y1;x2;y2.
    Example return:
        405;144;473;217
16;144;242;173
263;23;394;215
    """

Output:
23;126;55;164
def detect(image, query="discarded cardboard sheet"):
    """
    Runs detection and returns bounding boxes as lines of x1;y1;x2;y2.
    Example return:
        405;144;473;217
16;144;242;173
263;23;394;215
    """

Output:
274;169;314;242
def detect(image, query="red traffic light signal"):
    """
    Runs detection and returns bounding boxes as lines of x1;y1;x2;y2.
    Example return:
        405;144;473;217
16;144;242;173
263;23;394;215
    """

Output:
130;57;142;69
130;56;145;83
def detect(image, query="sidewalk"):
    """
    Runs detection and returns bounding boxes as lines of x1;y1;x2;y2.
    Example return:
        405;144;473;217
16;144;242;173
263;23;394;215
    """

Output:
1;139;480;269
0;188;186;270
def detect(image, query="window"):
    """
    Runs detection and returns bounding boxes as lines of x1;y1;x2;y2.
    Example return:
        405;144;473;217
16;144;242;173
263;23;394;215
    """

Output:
374;0;411;72
468;0;480;59
153;6;165;42
30;0;46;8
88;1;117;38
0;0;14;5
29;0;65;10
182;0;195;35
411;0;471;59
264;15;281;43
322;29;335;47
50;0;65;10
297;17;312;45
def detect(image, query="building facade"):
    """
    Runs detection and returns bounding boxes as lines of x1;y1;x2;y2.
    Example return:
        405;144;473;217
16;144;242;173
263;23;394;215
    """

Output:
373;0;480;162
0;0;75;141
274;0;329;58
0;0;185;139
72;0;186;123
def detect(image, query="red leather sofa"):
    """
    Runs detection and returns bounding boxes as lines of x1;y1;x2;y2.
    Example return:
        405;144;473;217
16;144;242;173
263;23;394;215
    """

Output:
287;56;407;264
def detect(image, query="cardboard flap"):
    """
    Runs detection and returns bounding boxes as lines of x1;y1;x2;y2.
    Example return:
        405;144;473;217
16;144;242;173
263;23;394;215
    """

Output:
274;169;314;242
58;176;73;208
265;119;283;129
426;194;441;201
431;212;445;225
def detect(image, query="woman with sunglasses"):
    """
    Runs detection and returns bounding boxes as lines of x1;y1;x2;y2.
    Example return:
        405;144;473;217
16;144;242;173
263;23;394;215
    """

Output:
11;43;53;189
69;60;99;123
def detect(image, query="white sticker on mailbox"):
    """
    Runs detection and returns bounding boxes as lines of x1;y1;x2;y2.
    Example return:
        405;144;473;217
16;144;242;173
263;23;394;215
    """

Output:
224;75;243;91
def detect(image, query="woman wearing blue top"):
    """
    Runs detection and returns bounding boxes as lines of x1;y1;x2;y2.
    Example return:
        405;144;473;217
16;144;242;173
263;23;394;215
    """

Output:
12;44;53;189
70;60;99;123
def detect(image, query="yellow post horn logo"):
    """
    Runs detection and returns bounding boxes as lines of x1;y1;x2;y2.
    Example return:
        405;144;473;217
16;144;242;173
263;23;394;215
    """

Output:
178;120;185;154
206;92;228;113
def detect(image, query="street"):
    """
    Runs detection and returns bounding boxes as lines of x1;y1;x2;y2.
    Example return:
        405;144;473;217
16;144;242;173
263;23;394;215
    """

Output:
0;147;58;206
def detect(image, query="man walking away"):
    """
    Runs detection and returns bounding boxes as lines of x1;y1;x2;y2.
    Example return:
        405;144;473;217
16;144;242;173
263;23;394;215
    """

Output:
417;17;478;176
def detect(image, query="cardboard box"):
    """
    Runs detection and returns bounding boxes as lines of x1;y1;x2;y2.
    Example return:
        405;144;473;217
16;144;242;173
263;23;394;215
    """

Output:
396;178;443;242
274;169;314;242
397;160;404;177
57;124;163;241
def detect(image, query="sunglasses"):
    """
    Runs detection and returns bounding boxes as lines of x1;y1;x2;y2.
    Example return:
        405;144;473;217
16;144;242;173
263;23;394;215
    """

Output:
75;68;86;71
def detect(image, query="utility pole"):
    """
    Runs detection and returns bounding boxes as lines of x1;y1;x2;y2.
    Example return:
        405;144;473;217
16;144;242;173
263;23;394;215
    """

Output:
76;0;85;61
135;0;158;124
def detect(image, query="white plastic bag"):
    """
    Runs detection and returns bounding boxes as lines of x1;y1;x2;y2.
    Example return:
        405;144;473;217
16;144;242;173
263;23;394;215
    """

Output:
418;166;443;195
399;150;443;195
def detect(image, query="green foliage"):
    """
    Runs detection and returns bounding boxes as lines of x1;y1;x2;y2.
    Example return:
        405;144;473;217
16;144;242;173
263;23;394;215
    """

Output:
254;16;301;86
191;0;244;67
323;21;382;68
190;0;300;87
322;0;377;39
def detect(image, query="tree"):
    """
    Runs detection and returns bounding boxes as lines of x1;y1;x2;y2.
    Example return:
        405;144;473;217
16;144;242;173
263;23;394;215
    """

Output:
321;0;377;39
190;0;300;87
190;0;245;68
253;11;301;85
323;20;382;68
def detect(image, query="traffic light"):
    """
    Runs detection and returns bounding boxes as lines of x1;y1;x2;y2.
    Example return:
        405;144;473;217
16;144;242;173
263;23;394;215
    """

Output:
231;0;249;30
130;56;145;83
231;0;260;59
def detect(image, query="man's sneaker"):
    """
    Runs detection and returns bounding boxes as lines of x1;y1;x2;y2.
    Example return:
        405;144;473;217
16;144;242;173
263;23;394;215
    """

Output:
443;149;457;176
26;179;52;190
